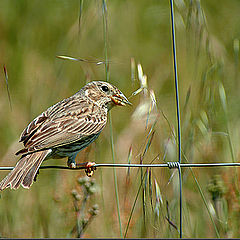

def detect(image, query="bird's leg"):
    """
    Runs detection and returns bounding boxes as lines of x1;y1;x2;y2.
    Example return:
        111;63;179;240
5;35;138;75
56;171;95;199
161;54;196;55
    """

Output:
67;153;78;168
68;153;96;176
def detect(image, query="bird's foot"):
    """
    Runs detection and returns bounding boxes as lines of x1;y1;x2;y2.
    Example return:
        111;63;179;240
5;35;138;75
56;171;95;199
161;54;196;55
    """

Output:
68;162;76;169
84;162;96;177
68;161;96;176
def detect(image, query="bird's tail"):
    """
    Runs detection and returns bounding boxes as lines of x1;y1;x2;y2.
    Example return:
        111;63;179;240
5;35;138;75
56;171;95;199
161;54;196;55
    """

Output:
0;149;51;190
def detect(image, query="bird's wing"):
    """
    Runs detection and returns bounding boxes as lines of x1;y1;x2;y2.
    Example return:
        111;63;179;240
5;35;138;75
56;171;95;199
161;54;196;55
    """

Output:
17;97;107;155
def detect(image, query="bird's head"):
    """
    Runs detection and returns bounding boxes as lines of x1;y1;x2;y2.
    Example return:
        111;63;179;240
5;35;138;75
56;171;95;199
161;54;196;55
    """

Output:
83;81;131;110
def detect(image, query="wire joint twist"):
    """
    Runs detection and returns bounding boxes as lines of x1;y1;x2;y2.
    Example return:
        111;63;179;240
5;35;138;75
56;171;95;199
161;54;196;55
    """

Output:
167;161;180;169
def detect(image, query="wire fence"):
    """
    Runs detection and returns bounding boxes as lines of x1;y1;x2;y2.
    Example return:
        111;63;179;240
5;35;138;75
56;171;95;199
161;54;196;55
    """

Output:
1;159;240;238
1;162;240;171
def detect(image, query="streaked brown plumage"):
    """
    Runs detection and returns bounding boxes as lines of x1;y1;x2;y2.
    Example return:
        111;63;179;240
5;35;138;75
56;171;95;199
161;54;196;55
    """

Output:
0;81;130;190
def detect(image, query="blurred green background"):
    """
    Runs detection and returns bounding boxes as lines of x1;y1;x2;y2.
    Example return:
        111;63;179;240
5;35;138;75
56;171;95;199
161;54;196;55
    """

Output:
0;0;240;238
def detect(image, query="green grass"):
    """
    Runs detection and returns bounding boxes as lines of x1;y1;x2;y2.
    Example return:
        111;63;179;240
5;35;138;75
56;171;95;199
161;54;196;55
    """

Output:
0;0;240;238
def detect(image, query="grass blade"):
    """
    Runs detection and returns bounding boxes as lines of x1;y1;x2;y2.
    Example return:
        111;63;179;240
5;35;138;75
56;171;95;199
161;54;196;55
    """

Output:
102;0;122;237
3;65;12;111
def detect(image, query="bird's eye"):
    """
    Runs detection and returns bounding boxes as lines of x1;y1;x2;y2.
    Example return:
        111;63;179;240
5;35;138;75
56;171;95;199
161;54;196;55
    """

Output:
101;85;109;92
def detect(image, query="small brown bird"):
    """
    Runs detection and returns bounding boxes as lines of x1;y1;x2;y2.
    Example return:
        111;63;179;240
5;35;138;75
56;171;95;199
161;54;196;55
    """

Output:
0;81;131;190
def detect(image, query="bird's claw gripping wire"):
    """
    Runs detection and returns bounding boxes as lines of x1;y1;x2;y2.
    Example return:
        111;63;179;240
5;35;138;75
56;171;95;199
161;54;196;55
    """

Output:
84;162;96;177
67;161;96;177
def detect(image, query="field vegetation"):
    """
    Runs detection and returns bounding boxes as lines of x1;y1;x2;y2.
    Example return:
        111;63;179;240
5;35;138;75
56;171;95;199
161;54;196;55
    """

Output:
0;0;240;238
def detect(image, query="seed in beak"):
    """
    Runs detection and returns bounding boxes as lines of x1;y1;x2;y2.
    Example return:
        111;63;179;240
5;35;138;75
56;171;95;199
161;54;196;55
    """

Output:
111;94;131;106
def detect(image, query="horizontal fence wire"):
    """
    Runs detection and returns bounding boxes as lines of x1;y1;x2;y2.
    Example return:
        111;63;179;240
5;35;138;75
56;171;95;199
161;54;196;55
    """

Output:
0;162;240;171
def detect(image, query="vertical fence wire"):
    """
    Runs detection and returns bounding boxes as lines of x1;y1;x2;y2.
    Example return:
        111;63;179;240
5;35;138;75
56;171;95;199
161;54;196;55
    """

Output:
169;0;182;238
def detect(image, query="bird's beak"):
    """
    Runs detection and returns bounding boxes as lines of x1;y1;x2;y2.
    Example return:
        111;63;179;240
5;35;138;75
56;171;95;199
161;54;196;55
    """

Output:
111;93;132;106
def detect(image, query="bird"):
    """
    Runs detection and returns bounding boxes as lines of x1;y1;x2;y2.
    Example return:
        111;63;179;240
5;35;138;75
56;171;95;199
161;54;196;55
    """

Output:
0;81;131;190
